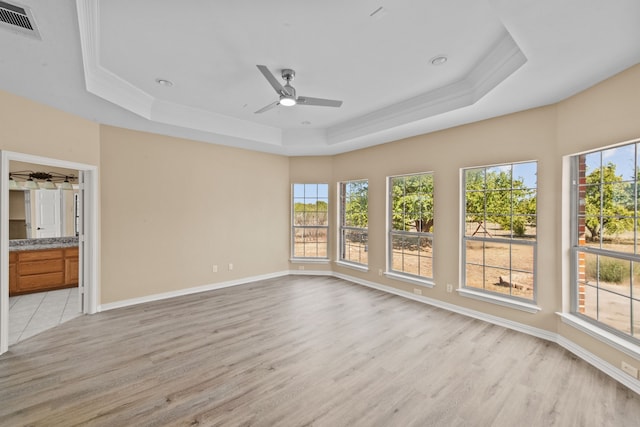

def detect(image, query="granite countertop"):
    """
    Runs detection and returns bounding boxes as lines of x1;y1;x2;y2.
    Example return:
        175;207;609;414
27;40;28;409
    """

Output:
9;237;79;251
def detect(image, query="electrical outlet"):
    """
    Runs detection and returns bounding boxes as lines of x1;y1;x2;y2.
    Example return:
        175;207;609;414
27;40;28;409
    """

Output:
378;269;383;276
446;283;453;293
212;265;218;273
298;265;305;270
622;361;638;378
413;288;422;296
228;263;233;271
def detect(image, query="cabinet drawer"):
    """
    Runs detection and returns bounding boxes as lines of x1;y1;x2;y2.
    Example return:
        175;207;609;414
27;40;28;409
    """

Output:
18;259;65;276
17;272;65;292
18;249;63;262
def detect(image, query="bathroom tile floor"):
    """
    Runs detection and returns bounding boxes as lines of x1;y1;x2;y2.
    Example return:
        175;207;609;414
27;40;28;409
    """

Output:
9;288;81;346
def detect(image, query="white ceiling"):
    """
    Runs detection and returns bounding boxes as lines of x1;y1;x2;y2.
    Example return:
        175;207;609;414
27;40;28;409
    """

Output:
0;0;638;156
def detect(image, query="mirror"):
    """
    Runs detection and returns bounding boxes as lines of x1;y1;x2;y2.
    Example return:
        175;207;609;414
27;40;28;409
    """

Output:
9;161;79;240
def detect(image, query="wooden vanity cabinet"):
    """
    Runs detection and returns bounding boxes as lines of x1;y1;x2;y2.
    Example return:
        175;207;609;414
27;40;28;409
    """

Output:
9;247;79;296
9;252;17;293
64;247;79;285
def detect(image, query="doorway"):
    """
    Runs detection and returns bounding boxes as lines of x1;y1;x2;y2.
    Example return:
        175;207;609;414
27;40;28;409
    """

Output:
0;151;98;355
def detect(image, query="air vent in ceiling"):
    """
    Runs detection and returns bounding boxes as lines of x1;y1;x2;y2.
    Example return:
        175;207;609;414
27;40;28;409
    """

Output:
0;1;40;39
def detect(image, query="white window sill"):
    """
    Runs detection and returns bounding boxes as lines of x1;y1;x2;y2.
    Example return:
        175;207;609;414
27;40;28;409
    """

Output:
289;258;330;264
557;313;640;360
384;271;435;288
335;260;369;272
457;288;541;314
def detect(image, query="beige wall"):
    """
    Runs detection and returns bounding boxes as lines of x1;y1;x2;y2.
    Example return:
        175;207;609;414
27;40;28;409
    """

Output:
2;63;640;381
328;105;559;331
99;126;290;303
289;63;640;375
0;89;100;242
0;90;99;165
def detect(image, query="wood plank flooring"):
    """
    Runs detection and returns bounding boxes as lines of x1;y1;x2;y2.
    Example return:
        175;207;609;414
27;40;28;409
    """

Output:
1;275;639;426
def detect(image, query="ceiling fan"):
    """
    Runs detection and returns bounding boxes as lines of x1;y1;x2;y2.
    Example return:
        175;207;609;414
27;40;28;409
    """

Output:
254;65;343;114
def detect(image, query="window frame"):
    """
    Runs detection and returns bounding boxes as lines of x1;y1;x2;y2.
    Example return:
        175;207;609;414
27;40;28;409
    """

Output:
338;179;369;268
461;161;538;305
291;183;329;261
387;172;435;286
570;143;640;345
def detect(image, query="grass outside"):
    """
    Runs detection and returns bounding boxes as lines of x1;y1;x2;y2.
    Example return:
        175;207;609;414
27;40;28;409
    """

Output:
581;237;640;337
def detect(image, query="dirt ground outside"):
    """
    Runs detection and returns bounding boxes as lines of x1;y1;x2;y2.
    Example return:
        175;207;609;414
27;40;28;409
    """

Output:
581;237;640;338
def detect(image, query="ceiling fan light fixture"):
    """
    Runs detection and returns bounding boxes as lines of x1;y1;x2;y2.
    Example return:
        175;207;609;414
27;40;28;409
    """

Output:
254;65;342;114
280;96;297;107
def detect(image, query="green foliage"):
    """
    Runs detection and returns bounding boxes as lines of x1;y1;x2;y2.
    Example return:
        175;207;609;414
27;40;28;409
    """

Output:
586;257;629;284
512;218;527;237
391;174;434;232
583;163;634;241
343;181;368;228
293;201;328;226
465;167;536;234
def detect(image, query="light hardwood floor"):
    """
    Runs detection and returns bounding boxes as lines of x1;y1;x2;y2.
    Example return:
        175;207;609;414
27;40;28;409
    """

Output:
0;275;639;426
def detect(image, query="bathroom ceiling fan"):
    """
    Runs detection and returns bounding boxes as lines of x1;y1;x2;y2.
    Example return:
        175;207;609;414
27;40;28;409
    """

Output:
254;65;343;114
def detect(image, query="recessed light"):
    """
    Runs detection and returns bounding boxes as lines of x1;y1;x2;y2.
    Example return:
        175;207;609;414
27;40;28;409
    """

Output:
155;78;173;87
430;55;448;66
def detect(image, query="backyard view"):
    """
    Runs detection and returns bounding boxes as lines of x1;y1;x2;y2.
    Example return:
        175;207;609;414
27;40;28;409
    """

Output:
293;148;639;340
463;163;537;301
577;144;640;339
293;184;328;258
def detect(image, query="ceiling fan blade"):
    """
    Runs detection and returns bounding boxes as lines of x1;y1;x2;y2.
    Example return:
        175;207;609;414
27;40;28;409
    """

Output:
254;100;279;114
256;65;292;97
297;96;343;108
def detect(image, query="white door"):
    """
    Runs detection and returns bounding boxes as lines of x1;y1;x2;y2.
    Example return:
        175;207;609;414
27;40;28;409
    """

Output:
77;173;85;313
34;189;62;238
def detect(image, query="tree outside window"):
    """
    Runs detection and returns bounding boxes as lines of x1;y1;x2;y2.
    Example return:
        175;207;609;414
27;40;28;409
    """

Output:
389;173;434;281
339;180;368;266
574;142;640;342
292;183;329;259
463;162;537;301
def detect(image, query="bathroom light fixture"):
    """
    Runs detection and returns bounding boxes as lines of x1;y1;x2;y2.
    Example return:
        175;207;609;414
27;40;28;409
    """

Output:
8;171;77;190
40;179;56;190
9;176;22;190
59;178;73;190
24;178;39;190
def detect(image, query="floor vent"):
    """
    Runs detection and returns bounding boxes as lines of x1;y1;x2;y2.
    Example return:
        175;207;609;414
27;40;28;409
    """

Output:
0;1;40;39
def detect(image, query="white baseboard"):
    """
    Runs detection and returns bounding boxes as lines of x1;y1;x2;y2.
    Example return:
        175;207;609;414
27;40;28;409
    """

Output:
98;270;290;312
556;335;640;394
98;269;640;395
288;269;332;276
332;272;556;341
332;271;640;395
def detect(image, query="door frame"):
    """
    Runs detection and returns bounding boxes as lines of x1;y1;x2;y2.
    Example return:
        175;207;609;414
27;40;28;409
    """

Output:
0;151;99;355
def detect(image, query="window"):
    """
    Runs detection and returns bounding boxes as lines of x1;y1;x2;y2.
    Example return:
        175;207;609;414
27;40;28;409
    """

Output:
463;162;537;302
292;183;329;259
388;173;434;282
572;143;640;342
339;180;368;266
